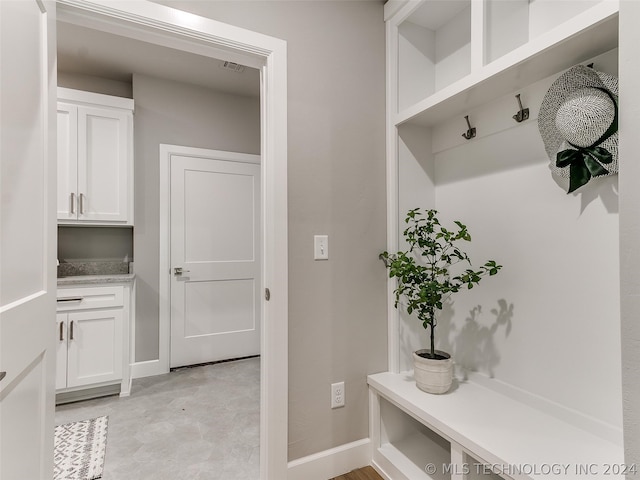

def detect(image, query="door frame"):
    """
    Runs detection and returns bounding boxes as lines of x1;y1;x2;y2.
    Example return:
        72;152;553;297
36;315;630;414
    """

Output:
56;2;288;479
159;144;261;368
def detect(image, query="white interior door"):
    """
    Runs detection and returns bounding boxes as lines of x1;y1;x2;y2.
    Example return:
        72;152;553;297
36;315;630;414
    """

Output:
0;1;56;479
170;149;261;368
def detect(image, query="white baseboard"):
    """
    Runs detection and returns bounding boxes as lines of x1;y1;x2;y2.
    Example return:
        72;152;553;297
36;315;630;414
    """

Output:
370;461;392;480
287;438;372;480
130;359;167;379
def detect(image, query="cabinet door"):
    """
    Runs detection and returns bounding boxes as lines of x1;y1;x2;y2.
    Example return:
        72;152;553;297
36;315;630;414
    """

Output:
66;309;123;388
56;313;68;390
77;106;130;223
56;103;78;221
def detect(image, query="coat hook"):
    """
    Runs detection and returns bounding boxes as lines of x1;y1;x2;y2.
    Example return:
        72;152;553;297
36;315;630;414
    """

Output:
461;115;476;140
512;94;529;123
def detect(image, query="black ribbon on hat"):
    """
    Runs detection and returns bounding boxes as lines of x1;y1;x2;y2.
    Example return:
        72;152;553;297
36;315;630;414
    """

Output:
555;87;618;194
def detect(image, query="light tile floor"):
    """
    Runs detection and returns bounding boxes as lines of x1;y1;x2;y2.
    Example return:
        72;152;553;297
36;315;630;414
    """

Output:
55;357;260;480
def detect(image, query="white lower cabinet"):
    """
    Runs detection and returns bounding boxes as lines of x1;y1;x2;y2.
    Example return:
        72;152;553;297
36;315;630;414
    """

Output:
56;309;123;390
56;284;132;401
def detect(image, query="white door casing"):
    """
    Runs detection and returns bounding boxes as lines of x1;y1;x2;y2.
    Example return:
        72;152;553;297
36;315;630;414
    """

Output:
0;1;57;479
56;2;289;478
169;151;261;368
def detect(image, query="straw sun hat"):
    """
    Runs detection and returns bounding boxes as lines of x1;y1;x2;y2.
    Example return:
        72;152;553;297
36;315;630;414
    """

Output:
538;64;619;194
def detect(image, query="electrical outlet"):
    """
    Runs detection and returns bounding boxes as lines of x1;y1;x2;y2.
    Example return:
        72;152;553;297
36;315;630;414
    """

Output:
331;381;345;409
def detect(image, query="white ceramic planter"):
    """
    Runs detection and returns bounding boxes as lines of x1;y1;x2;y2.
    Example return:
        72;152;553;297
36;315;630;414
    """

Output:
413;349;453;394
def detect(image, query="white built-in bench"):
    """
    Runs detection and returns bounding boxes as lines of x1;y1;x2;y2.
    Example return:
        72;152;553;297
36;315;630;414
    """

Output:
368;372;626;480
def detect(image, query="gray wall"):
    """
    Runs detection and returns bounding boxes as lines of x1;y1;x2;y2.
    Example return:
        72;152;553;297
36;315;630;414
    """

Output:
58;226;133;261
58;71;133;98
132;73;261;361
152;0;388;461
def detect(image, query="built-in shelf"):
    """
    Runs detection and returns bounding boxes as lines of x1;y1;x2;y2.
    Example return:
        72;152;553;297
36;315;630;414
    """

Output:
394;0;618;127
379;2;624;479
397;0;471;111
379;395;452;480
369;372;624;480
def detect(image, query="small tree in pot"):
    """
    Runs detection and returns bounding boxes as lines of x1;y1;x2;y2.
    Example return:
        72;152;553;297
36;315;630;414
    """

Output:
380;208;502;394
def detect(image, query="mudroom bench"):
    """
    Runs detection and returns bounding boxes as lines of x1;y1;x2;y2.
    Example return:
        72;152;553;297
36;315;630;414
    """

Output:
368;372;626;480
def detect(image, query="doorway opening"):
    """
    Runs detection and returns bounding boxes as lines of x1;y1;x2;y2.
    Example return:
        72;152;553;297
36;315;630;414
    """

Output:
160;145;262;369
55;2;288;479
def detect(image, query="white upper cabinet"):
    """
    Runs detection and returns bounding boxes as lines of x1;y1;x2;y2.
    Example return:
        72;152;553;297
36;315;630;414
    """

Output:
390;0;619;126
57;88;134;225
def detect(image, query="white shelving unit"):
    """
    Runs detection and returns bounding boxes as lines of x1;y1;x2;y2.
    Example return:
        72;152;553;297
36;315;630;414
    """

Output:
369;372;624;480
374;1;624;479
393;0;618;126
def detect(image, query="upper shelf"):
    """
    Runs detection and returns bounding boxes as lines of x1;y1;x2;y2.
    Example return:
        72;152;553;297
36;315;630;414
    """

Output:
390;0;619;127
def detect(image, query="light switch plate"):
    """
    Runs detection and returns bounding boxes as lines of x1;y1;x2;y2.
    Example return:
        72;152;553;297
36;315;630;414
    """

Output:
314;235;329;260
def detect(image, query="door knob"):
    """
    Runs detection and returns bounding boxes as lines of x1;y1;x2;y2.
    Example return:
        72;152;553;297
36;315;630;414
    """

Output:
173;267;190;276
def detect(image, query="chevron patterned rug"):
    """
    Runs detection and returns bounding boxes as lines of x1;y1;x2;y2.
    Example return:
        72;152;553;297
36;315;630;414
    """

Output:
54;416;108;480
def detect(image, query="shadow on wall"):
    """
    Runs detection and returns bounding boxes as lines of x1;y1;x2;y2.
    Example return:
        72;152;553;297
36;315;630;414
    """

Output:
558;174;619;215
436;298;514;379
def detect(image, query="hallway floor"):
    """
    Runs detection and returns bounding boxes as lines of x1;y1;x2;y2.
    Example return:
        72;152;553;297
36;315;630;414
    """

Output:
55;357;260;480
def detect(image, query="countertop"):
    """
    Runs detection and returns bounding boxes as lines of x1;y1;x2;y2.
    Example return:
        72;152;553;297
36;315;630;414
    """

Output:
57;273;136;286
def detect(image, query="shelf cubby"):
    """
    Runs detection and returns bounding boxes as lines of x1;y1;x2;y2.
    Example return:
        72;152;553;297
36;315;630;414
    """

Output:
484;0;608;65
379;396;451;480
397;0;471;112
393;0;618;127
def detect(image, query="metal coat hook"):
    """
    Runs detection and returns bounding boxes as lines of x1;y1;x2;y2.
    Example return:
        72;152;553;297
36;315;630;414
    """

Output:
512;94;529;123
461;115;476;140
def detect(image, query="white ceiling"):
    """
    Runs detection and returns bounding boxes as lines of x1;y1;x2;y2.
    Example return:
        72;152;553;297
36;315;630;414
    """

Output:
56;21;261;98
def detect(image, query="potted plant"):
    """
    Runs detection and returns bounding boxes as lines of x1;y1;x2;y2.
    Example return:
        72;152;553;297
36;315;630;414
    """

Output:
380;208;502;394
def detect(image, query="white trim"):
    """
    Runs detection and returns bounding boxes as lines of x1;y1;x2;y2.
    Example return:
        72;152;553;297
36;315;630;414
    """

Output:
385;18;400;374
159;144;261;374
287;438;372;480
130;359;164;379
159;144;171;375
56;3;288;479
57;86;134;110
0;290;46;314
